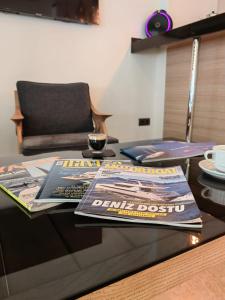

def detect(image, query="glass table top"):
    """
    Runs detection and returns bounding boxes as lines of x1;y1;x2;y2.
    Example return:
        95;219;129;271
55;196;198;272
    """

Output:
0;141;225;300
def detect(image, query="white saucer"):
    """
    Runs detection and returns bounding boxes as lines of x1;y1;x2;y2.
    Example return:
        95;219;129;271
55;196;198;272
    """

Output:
199;159;225;180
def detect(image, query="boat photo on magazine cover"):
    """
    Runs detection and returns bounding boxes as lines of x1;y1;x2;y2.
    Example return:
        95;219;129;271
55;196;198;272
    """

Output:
75;163;202;228
35;159;129;203
120;140;215;163
0;157;60;212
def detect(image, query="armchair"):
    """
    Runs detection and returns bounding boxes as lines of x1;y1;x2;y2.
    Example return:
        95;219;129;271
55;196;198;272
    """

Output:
11;81;118;155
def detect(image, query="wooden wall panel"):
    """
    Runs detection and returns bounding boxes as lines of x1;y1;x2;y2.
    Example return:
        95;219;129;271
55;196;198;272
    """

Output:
164;41;192;139
164;30;225;144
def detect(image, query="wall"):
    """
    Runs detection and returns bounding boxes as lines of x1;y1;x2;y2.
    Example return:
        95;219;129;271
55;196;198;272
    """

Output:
0;0;167;155
168;0;218;28
217;0;225;13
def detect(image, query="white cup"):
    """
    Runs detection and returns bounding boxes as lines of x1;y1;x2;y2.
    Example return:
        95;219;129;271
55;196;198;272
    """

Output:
204;145;225;173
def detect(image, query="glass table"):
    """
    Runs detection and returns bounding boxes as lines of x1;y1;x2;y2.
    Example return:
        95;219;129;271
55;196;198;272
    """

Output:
0;140;225;300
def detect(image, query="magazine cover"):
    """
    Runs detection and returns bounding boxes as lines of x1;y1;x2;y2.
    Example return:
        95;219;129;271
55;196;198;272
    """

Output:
35;159;129;203
0;157;60;212
120;140;215;163
15;202;76;219
75;164;202;228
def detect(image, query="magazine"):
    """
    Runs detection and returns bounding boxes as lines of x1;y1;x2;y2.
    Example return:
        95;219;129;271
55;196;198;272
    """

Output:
120;140;215;163
75;163;202;228
35;159;129;203
15;202;76;219
0;157;60;212
74;217;199;231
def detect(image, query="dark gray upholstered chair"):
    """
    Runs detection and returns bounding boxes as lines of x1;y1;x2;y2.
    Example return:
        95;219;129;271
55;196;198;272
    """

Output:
11;81;118;155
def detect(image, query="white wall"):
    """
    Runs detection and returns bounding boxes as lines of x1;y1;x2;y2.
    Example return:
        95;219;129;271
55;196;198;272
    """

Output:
217;0;225;12
0;0;167;155
168;0;218;28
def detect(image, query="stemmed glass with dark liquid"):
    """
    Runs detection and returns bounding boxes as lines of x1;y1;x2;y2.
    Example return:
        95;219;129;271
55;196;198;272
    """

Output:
88;133;107;154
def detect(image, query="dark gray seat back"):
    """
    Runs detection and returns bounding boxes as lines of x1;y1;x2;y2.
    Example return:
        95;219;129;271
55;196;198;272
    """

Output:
17;81;94;137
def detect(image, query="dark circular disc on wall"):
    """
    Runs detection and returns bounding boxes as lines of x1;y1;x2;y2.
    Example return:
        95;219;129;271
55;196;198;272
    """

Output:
145;10;173;38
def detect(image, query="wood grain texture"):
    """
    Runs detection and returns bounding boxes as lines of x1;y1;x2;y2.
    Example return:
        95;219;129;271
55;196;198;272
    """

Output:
164;30;225;143
163;41;192;140
78;235;225;300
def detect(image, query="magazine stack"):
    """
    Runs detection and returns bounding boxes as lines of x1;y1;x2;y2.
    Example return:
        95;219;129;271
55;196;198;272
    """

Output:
75;162;202;228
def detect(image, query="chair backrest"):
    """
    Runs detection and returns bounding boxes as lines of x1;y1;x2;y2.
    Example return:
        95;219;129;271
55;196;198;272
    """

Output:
16;81;94;137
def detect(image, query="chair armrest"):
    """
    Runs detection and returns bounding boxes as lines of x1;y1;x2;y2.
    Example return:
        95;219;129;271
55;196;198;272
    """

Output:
11;115;24;152
11;112;24;122
91;104;112;134
11;91;24;152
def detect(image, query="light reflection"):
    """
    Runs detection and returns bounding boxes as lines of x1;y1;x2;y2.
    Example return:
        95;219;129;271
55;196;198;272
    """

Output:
190;234;200;245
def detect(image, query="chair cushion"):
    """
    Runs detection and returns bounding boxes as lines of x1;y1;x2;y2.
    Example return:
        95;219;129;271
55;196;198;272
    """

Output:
23;133;119;151
17;81;94;137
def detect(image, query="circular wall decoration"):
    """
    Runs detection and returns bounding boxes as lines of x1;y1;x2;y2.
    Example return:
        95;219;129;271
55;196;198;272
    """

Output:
145;10;173;38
